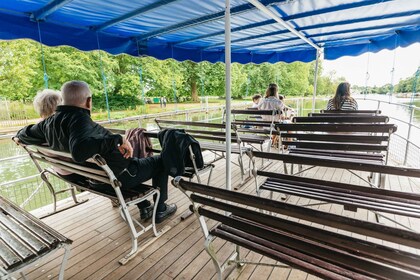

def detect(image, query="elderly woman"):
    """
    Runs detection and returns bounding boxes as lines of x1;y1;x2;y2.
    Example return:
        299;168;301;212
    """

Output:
33;89;62;119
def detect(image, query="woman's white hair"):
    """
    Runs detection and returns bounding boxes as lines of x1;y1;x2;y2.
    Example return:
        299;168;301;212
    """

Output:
33;89;62;119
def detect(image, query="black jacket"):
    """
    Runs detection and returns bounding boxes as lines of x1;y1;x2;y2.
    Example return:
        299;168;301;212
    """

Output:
158;129;204;177
16;105;129;175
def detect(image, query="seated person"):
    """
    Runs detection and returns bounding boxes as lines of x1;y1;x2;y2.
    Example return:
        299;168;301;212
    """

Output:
251;94;262;108
278;95;295;120
326;82;358;110
17;81;176;223
258;83;284;121
33;89;62;119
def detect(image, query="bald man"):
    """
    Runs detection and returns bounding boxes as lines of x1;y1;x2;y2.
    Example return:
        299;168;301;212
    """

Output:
16;81;176;223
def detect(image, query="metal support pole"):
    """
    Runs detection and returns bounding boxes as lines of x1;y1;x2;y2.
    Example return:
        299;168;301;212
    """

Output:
312;49;321;113
411;67;419;105
225;0;232;191
403;106;415;166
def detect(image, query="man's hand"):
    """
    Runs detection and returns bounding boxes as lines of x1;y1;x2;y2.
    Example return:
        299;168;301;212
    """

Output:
118;138;133;159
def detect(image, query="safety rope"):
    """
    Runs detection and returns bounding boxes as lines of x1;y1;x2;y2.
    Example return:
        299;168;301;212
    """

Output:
95;33;111;121
364;41;371;99
37;21;49;89
171;45;178;107
389;34;399;102
136;39;145;104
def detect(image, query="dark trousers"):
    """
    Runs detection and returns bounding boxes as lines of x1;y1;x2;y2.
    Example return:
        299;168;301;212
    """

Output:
119;155;169;209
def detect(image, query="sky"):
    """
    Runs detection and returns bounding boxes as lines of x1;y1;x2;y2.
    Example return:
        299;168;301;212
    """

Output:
323;43;420;87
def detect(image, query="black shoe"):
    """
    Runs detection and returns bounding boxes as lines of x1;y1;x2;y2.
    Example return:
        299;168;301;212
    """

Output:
139;205;153;220
155;203;177;224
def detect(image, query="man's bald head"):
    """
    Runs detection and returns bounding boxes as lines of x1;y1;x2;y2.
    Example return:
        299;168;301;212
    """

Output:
61;81;92;109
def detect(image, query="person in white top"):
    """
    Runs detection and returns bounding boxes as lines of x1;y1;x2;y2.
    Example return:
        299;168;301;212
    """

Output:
258;83;284;121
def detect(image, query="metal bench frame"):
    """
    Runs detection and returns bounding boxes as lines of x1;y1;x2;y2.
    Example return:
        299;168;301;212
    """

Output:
15;143;169;265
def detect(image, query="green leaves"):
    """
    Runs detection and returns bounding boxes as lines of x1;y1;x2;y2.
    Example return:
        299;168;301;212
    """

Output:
0;39;350;109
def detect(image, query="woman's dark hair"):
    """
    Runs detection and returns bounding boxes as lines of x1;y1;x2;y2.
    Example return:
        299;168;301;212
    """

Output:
265;83;278;98
333;82;351;109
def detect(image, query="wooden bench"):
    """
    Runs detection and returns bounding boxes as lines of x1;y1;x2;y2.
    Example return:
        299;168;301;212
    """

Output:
320;109;382;114
254;170;420;220
275;123;397;186
0;196;71;280
172;177;420;280
293;115;389;124
15;142;170;265
230;109;281;153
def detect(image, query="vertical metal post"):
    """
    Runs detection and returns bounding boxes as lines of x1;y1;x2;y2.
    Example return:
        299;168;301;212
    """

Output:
312;49;320;113
403;106;415;166
364;42;371;99
411;67;419;105
225;0;232;191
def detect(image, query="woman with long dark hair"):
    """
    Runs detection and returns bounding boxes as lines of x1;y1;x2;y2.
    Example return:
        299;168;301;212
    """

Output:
326;82;358;110
258;83;284;120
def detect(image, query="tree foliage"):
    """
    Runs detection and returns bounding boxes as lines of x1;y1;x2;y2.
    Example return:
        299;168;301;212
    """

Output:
0;39;366;110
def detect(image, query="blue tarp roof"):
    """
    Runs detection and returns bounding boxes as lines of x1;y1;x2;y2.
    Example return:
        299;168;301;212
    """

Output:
0;0;419;63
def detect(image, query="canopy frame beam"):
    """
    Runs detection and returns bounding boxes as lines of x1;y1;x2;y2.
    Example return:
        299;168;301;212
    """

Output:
135;0;285;42
175;0;393;46
247;0;320;51
206;14;420;50
31;0;74;21
93;0;179;31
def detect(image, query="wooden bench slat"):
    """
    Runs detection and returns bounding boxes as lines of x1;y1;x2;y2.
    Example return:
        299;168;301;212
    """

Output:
320;110;381;114
293;116;389;123
275;123;397;133
280;133;389;144
288;149;384;162
283;141;388;152
0;199;59;246
0;240;21;268
231;109;279;115
0;223;35;262
0;212;47;253
156;119;226;129
252;151;420;177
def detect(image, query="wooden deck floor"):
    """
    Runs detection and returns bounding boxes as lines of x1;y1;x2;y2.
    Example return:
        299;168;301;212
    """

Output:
20;152;420;280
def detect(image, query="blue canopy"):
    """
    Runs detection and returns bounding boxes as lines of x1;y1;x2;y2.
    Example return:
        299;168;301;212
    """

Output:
0;0;419;63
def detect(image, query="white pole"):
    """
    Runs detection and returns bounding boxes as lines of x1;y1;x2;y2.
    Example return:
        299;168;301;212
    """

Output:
225;0;232;191
312;49;321;113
